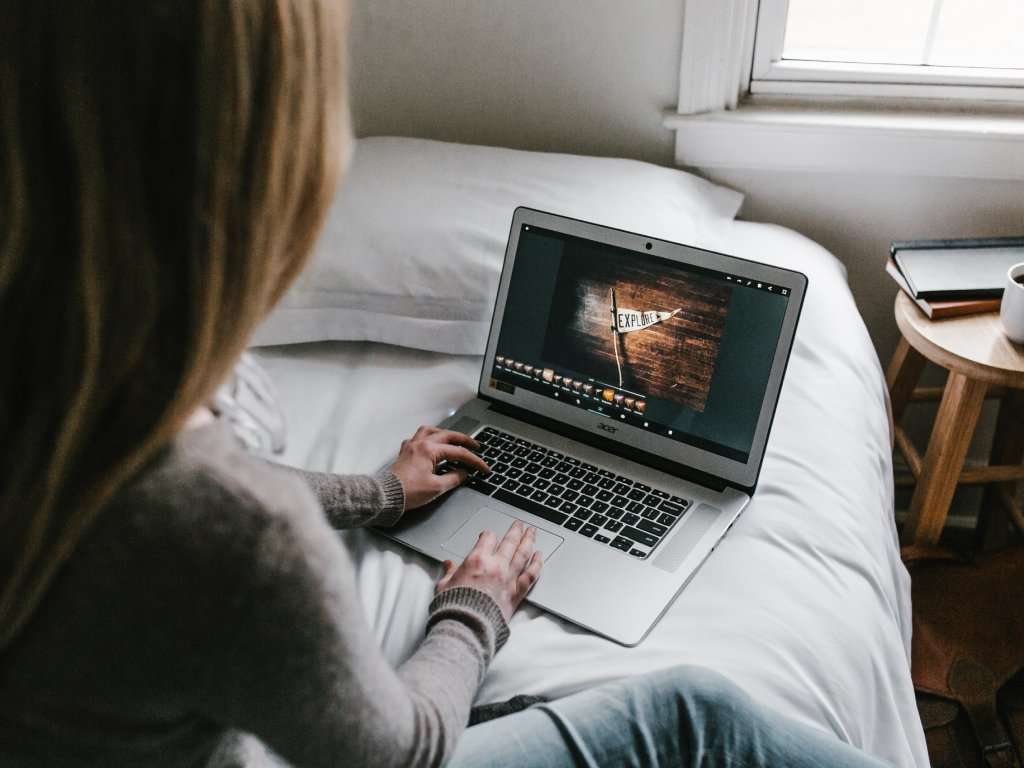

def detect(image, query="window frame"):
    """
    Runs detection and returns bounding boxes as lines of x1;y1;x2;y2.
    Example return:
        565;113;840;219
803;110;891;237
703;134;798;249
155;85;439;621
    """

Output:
750;0;1024;104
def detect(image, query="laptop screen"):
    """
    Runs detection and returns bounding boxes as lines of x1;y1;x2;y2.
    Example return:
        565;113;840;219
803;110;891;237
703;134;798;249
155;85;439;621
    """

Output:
488;224;792;464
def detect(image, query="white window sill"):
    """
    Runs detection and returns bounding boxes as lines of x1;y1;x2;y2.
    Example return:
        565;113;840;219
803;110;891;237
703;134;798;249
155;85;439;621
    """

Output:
662;103;1024;180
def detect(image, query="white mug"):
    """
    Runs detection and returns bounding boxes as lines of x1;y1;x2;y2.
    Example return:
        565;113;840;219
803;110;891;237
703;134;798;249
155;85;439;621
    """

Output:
1000;262;1024;344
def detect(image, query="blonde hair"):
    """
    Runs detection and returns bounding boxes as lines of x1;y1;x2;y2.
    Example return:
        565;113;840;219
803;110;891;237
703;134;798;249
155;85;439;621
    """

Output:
0;0;349;650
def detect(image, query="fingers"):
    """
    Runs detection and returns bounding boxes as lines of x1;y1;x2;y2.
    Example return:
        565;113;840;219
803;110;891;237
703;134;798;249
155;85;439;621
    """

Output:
469;529;497;558
430;429;481;451
435;444;489;475
509;525;536;572
516;552;543;598
495;520;528;561
434;467;468;494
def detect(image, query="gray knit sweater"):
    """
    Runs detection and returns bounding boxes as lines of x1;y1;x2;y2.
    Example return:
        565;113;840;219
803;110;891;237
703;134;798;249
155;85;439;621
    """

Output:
0;421;509;767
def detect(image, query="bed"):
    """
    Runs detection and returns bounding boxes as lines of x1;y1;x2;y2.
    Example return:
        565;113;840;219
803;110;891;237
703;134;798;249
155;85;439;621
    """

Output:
250;138;928;767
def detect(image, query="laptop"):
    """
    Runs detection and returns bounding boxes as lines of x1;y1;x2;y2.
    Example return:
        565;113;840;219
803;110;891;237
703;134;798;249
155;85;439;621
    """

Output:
380;208;806;645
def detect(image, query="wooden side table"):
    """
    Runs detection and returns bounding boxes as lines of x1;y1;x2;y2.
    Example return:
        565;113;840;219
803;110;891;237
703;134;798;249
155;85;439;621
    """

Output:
887;292;1024;547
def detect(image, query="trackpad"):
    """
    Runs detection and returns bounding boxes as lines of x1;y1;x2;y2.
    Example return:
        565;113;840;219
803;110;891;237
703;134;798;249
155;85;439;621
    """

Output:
442;508;564;562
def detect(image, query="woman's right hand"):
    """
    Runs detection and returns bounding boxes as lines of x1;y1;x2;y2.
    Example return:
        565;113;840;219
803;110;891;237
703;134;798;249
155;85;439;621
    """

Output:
435;520;543;621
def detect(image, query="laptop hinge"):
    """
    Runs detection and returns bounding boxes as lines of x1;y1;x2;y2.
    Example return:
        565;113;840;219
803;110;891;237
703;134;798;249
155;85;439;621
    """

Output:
484;397;729;494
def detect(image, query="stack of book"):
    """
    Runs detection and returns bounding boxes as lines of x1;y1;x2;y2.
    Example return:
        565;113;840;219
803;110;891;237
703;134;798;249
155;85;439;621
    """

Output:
887;236;1024;319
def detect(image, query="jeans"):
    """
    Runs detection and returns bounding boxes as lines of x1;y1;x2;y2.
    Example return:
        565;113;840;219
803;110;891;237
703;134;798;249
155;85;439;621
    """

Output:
447;665;891;767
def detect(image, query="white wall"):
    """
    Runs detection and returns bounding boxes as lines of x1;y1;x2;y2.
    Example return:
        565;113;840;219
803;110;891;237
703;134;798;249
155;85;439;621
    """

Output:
349;0;681;164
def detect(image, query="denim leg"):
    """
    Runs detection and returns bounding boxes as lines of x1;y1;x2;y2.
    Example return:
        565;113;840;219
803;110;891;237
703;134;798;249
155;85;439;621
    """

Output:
446;665;891;768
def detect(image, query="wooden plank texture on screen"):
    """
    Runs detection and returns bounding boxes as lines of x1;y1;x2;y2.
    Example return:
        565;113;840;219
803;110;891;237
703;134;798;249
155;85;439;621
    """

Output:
545;261;730;412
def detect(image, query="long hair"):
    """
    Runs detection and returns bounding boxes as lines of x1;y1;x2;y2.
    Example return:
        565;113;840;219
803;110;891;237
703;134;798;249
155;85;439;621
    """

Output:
0;0;349;651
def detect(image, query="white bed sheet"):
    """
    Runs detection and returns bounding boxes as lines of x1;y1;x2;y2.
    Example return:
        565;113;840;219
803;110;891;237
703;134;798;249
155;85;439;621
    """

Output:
253;219;928;767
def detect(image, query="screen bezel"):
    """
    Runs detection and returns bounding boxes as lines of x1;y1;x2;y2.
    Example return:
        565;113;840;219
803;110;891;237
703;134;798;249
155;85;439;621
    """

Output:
477;207;807;492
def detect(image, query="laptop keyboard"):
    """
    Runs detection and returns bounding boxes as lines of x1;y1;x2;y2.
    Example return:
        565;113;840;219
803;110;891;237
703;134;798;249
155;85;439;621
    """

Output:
442;426;692;560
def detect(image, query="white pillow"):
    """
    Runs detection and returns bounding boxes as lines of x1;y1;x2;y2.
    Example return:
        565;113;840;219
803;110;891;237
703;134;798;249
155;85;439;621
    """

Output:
251;137;744;355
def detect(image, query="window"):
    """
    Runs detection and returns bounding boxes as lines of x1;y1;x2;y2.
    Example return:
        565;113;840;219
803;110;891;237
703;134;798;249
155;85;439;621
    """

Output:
752;0;1024;101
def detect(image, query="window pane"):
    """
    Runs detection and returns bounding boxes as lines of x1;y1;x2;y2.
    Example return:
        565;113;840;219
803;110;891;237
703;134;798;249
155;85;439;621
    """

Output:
783;0;1024;70
783;0;934;66
929;0;1024;69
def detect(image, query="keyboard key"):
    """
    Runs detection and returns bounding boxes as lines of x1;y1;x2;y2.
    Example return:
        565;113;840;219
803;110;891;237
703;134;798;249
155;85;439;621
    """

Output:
492;488;568;526
620;526;658;548
629;549;647;559
596;490;613;502
615;476;634;486
548;484;565;496
553;473;571;485
612;495;629;508
627;488;647;501
626;501;644;513
530;490;549;504
534;479;550;491
468;478;497;495
493;462;509;474
594;534;611;544
563;517;583;532
651;489;669;499
590;513;608;527
560;501;578;515
577;495;594;508
555;461;573;473
641;507;660;520
611;536;632;552
523;461;540;474
583;472;600;484
591;501;609;514
606;520;623;532
613;483;631;495
606;507;625;520
520;473;536;485
573;508;592;521
580;523;599;538
541;456;559;468
622;513;641;526
564;456;581;465
569;467;587;479
514;446;530;457
643;494;661;506
539;468;555;479
503;480;520;493
637;519;667;537
597;477;616;490
658;513;676;526
549;451;564;459
582;462;598;472
581;483;599;497
659;500;686;516
528;451;545;462
562;489;579;502
669;495;690;507
597;468;615;478
567;479;584;491
507;468;523;479
511;458;527;469
634;482;651;492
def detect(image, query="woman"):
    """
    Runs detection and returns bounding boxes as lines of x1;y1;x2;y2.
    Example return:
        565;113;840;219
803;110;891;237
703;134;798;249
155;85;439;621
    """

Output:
0;2;891;766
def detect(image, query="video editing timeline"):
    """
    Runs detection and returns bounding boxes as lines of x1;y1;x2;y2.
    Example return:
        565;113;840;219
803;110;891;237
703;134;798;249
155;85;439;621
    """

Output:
492;356;654;427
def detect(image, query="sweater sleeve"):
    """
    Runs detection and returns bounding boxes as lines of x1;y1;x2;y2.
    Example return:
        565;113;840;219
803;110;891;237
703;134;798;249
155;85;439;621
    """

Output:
196;470;507;768
282;466;406;528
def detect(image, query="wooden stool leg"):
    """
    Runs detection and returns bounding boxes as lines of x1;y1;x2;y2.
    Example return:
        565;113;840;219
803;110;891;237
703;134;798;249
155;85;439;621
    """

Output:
977;389;1024;551
886;337;927;424
903;372;987;546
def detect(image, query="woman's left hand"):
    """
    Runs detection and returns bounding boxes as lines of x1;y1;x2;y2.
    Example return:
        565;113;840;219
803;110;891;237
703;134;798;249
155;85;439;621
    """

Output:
389;426;490;511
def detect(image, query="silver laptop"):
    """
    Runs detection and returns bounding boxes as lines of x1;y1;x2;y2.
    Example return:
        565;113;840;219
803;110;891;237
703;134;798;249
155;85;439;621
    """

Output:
380;208;806;645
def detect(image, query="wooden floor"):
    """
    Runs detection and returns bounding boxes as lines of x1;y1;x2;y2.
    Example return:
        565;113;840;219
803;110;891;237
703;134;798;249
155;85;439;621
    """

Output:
544;261;731;412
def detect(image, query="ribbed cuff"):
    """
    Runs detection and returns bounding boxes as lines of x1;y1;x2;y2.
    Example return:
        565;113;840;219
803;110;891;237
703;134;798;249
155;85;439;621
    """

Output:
428;586;511;655
373;471;406;527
